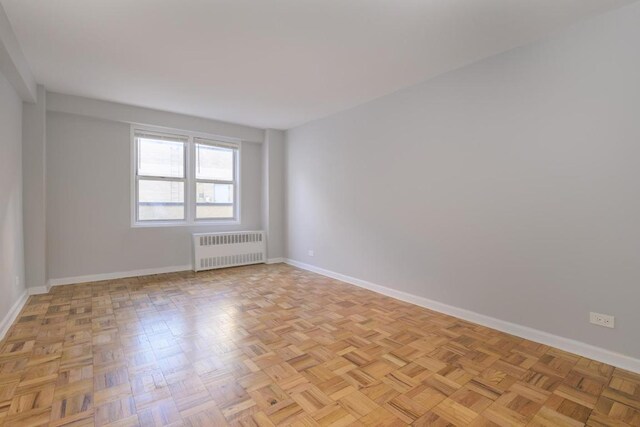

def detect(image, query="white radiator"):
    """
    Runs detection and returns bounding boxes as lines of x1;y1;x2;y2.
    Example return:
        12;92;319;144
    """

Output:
193;231;266;272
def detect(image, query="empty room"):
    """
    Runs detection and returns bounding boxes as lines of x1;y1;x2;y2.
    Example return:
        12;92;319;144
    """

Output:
1;0;639;426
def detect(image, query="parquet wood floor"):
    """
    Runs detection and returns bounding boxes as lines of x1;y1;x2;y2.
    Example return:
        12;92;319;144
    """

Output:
0;264;638;427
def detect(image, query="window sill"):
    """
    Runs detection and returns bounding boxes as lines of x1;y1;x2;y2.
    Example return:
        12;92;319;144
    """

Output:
132;219;241;228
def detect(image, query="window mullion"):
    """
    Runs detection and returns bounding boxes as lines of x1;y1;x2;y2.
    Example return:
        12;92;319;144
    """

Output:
187;136;195;224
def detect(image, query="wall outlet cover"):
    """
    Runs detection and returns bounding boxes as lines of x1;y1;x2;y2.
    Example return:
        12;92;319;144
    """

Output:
590;312;615;328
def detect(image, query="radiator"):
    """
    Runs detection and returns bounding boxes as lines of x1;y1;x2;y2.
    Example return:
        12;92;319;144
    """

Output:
193;231;266;272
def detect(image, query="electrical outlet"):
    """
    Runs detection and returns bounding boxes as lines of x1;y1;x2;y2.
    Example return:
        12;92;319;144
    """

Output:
14;276;20;287
590;312;615;328
308;250;314;257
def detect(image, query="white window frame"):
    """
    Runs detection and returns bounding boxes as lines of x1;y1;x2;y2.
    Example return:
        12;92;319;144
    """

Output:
131;125;241;227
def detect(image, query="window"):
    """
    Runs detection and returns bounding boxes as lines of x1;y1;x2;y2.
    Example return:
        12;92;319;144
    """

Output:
195;139;236;220
132;127;239;226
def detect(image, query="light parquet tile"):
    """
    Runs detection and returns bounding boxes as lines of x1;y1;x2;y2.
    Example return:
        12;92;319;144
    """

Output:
0;264;637;426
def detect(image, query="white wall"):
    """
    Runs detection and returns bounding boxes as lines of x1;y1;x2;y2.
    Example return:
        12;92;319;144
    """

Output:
22;85;46;290
0;4;36;102
262;129;286;260
286;2;640;358
0;70;26;323
47;92;264;144
46;111;263;281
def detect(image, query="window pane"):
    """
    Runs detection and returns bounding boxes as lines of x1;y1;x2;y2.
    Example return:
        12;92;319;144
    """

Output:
196;182;233;204
138;137;184;178
196;205;234;219
195;143;234;181
138;180;185;221
196;182;234;219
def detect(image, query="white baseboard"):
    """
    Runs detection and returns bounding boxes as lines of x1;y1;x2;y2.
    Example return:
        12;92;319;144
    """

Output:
0;290;29;341
46;260;284;288
28;285;50;295
47;264;193;287
285;258;640;374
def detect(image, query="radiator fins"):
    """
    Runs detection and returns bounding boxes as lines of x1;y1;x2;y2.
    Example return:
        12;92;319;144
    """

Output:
199;252;264;269
193;231;266;272
199;232;263;246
